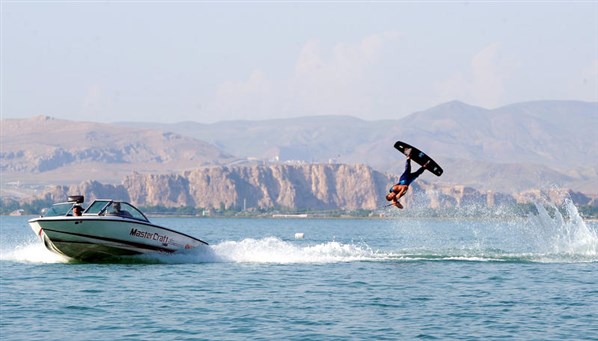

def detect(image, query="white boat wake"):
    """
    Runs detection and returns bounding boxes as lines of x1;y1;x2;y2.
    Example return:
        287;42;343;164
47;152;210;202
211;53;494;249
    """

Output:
3;199;596;265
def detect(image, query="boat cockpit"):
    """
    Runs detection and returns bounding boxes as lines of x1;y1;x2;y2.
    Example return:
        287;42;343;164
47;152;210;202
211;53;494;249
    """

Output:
39;195;149;222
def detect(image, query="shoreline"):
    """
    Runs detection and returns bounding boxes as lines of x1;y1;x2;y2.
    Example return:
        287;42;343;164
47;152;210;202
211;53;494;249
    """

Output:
5;213;598;222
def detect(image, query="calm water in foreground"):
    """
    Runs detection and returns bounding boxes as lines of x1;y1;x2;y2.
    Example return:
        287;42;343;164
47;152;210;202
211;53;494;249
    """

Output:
1;201;597;340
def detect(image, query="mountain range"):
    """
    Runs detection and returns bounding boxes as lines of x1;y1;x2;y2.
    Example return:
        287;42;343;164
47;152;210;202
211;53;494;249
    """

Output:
2;100;597;202
119;100;598;193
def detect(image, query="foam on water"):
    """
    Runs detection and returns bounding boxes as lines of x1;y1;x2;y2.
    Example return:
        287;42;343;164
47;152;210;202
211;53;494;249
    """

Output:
214;237;388;263
522;198;597;262
0;236;382;265
141;237;387;264
147;197;598;264
0;239;69;264
3;198;596;265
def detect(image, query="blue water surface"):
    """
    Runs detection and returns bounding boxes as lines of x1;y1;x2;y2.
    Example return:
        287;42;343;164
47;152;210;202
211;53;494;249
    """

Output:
1;203;597;340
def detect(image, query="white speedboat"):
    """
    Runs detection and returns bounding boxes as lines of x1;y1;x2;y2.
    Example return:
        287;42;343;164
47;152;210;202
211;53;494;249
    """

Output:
28;196;208;261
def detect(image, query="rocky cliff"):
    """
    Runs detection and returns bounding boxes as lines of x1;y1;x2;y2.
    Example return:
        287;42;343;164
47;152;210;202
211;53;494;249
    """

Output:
3;100;598;195
67;164;389;210
30;164;597;212
124;100;598;193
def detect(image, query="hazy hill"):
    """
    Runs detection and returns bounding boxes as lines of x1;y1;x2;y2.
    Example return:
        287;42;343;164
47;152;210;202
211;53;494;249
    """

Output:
1;115;235;185
121;100;596;166
121;100;598;192
399;100;597;167
2;100;597;197
122;115;391;165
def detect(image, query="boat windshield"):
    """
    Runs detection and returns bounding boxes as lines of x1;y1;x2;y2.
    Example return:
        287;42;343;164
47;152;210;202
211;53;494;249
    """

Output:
104;202;149;222
85;200;111;215
42;203;74;217
46;200;149;222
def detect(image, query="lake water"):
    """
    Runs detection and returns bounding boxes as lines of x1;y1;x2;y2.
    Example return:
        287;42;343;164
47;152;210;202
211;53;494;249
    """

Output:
1;200;597;340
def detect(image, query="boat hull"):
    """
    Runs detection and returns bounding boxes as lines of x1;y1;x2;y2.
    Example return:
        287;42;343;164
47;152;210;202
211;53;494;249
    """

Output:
29;216;208;261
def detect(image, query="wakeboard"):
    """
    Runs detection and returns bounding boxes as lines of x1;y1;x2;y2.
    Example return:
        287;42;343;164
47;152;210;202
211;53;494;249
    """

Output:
394;141;443;177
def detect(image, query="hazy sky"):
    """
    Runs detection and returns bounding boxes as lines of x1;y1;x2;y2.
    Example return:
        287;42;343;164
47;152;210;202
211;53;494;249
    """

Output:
2;1;597;123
